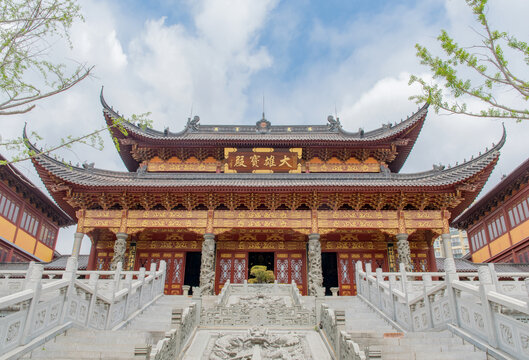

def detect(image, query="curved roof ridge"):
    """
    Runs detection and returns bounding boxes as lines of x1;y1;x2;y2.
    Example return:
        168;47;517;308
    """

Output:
100;88;428;140
101;87;192;137
338;102;429;137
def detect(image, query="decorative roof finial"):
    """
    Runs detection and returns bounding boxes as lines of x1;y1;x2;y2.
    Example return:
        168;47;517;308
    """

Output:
262;94;266;121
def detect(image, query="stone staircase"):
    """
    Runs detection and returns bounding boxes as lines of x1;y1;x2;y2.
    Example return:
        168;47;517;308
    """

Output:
324;296;489;360
21;295;193;360
20;294;491;359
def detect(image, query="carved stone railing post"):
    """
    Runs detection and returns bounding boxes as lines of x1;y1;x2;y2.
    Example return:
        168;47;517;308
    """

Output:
307;233;324;296
72;232;84;259
123;273;134;320
396;233;413;272
60;256;78;324
525;278;529;305
105;266;118;329
21;264;44;345
192;285;202;325
376;268;383;308
355;261;362;295
182;285;190;296
199;233;216;295
441;233;453;258
388;274;397;321
365;262;373;302
478;266;499;347
111;232;128;270
86;273;99;327
422;274;434;329
487;263;500;292
158;260;167;295
335;310;346;359
137;267;146;306
444;258;459;326
114;261;123;290
399;263;409;295
149;262;157;300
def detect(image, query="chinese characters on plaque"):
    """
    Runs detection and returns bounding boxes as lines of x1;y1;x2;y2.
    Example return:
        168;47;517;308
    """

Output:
225;148;302;173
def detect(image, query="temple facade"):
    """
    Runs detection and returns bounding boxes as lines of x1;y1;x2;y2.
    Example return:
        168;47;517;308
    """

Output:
27;91;504;295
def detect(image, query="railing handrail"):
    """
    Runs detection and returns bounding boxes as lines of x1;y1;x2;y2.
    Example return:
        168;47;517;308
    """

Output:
0;258;167;356
355;259;529;360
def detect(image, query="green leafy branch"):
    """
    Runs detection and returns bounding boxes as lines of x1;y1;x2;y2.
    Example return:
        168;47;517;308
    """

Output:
1;0;93;115
409;0;529;121
0;113;152;165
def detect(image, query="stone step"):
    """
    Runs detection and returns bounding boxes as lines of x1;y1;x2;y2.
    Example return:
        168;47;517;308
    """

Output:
378;343;477;353
23;350;134;359
59;330;146;341
380;352;487;360
29;342;138;353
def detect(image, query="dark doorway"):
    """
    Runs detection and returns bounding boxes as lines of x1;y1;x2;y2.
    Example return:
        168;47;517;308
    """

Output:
322;252;338;295
248;252;274;277
184;252;201;295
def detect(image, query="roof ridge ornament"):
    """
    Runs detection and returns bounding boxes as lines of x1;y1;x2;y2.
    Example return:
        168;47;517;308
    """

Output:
256;112;271;133
327;115;341;131
187;115;200;131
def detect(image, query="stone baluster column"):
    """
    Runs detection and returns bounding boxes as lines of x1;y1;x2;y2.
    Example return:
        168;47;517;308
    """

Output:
72;232;84;259
396;233;413;272
441;233;453;258
199;233;216;295
111;232;128;270
307;233;324;296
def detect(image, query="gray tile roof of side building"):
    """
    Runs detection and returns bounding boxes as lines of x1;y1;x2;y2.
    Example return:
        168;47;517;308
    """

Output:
0;255;89;271
44;255;89;270
435;257;529;272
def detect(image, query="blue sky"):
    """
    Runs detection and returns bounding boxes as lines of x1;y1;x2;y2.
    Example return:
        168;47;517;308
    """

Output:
4;0;529;253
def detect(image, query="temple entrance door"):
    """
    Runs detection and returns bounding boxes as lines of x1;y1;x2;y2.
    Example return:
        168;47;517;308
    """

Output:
216;251;248;293
137;252;185;295
337;253;387;296
184;252;201;295
337;253;355;296
248;252;274;276
322;252;338;295
275;252;306;294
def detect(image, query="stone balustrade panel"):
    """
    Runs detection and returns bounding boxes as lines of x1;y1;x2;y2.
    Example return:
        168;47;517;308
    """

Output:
0;259;166;356
150;303;198;360
355;259;529;360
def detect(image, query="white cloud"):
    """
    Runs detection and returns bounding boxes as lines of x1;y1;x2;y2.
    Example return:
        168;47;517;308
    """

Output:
3;0;529;255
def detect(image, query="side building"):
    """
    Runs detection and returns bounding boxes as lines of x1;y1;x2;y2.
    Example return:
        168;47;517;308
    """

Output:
433;229;469;258
0;155;74;262
26;92;504;295
453;157;529;263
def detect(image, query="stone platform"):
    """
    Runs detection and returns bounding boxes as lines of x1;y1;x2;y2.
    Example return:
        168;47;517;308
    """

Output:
184;281;332;359
183;328;331;360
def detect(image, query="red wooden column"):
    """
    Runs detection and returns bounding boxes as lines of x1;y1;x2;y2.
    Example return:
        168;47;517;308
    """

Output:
428;234;438;272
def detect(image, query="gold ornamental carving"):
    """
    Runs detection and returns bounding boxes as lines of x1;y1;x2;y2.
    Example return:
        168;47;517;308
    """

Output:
307;162;380;173
224;148;302;173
